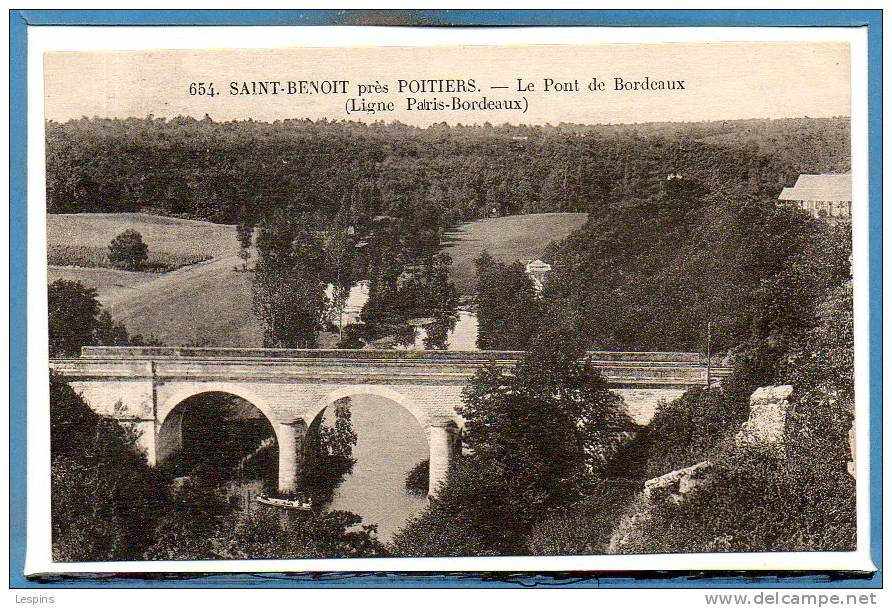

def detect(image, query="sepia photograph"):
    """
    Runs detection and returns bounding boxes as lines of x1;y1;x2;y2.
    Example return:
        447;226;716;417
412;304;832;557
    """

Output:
16;19;877;584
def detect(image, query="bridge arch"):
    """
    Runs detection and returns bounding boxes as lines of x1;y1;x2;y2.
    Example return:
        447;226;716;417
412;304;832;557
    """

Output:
303;384;462;498
156;383;283;467
303;384;435;433
158;382;279;428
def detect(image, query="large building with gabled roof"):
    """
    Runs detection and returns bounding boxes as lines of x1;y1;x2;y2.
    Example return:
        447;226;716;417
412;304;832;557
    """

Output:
777;173;852;221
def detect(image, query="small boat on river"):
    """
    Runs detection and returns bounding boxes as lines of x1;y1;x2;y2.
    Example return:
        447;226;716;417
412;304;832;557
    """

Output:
256;493;312;511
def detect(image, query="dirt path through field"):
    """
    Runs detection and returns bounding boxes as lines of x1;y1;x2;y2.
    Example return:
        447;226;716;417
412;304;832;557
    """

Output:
102;253;237;308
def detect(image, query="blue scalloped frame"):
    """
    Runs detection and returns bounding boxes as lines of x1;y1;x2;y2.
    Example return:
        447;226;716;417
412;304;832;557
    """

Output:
8;8;883;589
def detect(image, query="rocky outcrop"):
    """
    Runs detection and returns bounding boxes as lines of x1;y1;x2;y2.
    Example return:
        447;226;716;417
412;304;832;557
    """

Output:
734;385;793;451
642;461;711;503
609;384;795;553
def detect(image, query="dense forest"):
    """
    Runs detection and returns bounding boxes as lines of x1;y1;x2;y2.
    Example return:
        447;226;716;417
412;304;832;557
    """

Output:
46;116;849;226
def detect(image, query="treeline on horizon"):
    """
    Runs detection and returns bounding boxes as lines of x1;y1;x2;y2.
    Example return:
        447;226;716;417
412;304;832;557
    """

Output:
45;115;851;226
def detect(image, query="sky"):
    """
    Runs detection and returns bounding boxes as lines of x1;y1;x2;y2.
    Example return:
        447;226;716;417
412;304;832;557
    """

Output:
43;42;851;126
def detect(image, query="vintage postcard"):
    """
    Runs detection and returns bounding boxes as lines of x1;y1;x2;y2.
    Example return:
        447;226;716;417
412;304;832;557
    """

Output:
16;19;877;584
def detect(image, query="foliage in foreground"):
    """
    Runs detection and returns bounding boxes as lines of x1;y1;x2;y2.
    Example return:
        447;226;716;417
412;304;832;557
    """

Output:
50;374;169;561
785;282;855;468
608;386;749;482
394;251;856;556
404;459;430;497
390;336;634;556
48;278;158;357
526;479;640;555
612;280;856;554
148;489;387;560
215;508;385;560
612;446;856;554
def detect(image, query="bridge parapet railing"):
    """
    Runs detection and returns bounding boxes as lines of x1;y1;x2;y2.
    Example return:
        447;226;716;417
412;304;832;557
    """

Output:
53;347;731;387
79;346;704;364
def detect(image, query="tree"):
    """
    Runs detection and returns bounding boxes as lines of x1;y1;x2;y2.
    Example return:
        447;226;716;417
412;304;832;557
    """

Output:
746;222;852;374
299;400;358;506
413;252;459;317
360;251;459;344
107;228;149;270
48;280;101;357
144;467;386;560
45;116;850;225
48;279;158;357
474;252;543;350
392;336;634;555
321;211;357;339
252;211;328;348
785;281;855;469
236;218;254;271
236;220;254;251
389;469;498;557
237;247;251;271
50;374;170;561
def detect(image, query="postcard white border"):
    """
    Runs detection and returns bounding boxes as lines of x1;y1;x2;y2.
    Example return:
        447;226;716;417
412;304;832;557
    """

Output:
25;24;873;575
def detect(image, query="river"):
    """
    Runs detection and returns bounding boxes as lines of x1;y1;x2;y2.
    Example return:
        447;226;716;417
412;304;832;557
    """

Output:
322;394;430;542
320;283;480;541
328;281;480;352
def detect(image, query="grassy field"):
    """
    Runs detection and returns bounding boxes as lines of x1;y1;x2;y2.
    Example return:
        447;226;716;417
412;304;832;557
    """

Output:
47;265;157;301
442;212;588;295
47;212;259;346
47;213;237;270
103;257;265;347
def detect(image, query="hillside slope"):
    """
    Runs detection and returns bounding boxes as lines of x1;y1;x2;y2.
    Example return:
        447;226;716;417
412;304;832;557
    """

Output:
47;213;263;347
442;213;588;295
104;253;264;347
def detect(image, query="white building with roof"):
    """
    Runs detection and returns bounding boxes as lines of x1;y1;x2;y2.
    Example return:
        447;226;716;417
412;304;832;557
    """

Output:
525;259;552;293
777;173;852;220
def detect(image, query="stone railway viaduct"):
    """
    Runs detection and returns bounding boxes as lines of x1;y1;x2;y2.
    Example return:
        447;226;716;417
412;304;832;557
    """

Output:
49;347;730;497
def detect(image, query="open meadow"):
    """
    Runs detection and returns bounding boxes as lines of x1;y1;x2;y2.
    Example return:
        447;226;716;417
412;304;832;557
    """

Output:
47;212;261;346
47;212;237;271
442;212;588;295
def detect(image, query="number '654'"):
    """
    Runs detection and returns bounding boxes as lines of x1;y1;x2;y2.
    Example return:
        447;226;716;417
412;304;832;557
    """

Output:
189;82;217;96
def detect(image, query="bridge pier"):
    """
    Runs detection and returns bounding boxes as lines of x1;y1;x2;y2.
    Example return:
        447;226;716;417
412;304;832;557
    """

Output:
428;420;460;498
277;420;307;494
134;420;161;466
